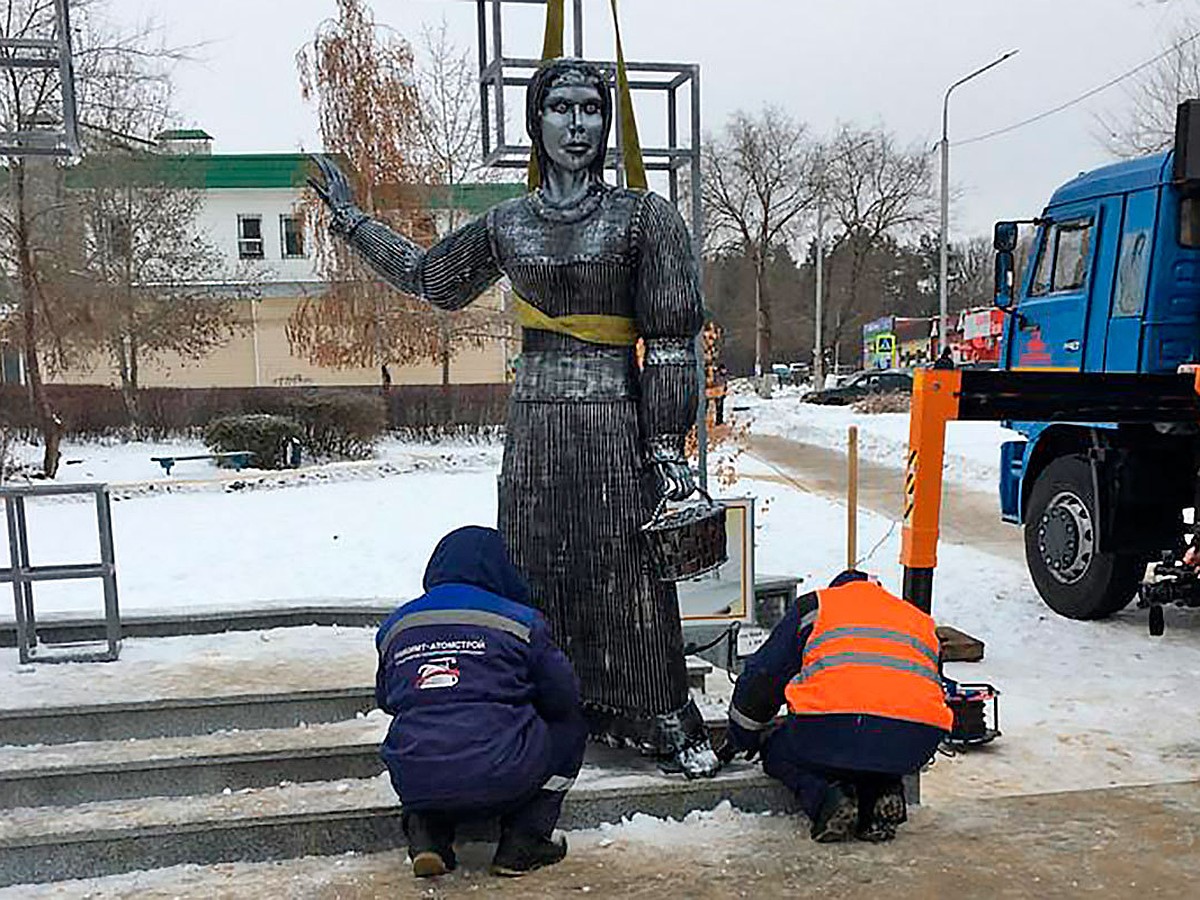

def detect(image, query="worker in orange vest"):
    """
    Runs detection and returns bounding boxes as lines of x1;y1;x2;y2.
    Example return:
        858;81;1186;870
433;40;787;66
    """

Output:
723;570;951;842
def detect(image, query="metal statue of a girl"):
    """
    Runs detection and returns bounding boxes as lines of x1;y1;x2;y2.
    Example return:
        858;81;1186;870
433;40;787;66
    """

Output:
310;58;718;778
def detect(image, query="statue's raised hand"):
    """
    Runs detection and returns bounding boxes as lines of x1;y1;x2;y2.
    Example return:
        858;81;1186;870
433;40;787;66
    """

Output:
308;154;368;237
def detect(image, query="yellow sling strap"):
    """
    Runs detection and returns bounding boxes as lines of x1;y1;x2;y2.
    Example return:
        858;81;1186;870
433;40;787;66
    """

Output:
610;0;647;191
516;0;645;347
526;0;566;191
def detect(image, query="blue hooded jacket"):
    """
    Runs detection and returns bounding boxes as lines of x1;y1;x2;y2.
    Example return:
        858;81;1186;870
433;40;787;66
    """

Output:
375;526;580;809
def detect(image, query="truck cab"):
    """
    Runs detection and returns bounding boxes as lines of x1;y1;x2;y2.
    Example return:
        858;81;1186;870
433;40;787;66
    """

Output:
993;139;1200;620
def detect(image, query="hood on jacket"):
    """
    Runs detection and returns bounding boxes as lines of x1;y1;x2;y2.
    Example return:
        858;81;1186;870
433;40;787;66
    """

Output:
422;525;530;604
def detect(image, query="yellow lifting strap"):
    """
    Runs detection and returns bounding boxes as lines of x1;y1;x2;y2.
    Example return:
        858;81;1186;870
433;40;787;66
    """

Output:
517;0;644;346
527;0;646;191
610;0;647;191
512;296;638;346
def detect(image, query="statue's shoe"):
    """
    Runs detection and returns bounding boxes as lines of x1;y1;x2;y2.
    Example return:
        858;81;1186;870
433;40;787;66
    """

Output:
653;698;721;779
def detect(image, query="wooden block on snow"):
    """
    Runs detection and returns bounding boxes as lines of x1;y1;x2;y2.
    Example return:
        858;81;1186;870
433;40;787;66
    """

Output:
937;625;985;663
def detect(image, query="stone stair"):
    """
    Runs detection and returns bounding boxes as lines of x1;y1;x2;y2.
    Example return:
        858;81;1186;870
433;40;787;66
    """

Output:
0;628;790;890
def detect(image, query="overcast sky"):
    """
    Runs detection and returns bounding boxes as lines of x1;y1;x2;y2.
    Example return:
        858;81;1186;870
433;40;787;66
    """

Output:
108;0;1192;239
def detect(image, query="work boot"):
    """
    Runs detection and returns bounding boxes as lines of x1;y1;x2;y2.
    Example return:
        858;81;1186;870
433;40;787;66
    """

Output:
403;812;457;878
490;831;568;877
810;781;859;843
857;780;906;843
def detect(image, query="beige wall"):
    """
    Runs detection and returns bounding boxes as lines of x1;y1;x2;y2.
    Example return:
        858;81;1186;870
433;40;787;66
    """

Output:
53;288;513;388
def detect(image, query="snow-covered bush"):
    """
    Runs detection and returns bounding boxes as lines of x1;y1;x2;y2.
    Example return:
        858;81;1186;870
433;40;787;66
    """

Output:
204;414;304;469
270;392;387;460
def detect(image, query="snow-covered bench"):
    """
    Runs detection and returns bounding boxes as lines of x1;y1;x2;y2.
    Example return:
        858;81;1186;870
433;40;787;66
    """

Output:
150;451;253;476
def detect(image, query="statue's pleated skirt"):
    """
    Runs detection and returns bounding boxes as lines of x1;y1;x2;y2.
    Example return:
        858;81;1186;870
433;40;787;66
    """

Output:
498;396;691;742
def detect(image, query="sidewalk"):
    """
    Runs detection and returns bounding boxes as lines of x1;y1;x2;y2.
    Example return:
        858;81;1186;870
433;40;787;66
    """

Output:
9;779;1198;898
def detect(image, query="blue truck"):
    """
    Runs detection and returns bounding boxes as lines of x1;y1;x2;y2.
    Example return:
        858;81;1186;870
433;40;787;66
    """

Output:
988;103;1200;620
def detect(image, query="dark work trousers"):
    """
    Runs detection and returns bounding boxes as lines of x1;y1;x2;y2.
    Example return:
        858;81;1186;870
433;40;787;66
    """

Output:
400;711;588;842
759;714;941;820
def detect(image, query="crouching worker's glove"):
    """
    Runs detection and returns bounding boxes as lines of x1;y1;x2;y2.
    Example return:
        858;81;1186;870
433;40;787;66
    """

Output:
719;720;765;764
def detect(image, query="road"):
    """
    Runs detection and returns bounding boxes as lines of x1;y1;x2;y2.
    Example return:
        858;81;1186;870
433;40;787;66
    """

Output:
747;433;1024;564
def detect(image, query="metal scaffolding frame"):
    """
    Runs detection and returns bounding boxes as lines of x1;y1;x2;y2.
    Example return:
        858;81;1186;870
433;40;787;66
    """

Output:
1;483;121;664
0;0;81;157
473;0;709;486
474;0;702;248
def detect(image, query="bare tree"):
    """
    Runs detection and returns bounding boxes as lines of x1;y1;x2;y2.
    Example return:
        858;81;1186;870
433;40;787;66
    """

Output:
0;0;180;476
701;106;817;376
413;19;512;386
65;153;247;427
949;235;994;312
820;125;936;357
1100;18;1200;157
287;0;439;384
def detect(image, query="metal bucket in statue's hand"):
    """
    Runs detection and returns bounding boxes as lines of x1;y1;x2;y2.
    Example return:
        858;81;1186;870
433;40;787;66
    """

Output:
641;489;728;582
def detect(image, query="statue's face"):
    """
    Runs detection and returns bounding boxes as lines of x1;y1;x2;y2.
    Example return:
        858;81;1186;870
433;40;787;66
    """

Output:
540;83;605;174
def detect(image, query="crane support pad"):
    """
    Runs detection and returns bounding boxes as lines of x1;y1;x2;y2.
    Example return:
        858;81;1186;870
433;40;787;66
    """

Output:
954;370;1200;424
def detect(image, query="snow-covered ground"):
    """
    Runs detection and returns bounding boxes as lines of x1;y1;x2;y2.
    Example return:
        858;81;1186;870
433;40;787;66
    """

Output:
735;385;1022;486
3;436;1200;802
0;437;504;615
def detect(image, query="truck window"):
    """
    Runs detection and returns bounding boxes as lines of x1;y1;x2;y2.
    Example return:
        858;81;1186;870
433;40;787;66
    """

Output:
1114;229;1150;317
1181;195;1200;247
1030;220;1093;296
1030;227;1054;296
1052;221;1092;291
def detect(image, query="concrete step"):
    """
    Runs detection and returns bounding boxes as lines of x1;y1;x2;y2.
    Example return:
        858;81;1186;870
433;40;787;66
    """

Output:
0;711;738;809
0;687;376;746
0;717;388;809
0;658;711;748
0;749;792;889
0;604;393;649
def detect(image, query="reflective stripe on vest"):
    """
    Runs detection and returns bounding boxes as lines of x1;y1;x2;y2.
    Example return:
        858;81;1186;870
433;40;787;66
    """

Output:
804;626;941;669
379;608;531;659
796;651;943;689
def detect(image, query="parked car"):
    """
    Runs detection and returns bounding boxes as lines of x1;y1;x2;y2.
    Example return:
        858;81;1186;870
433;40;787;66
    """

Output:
804;370;913;405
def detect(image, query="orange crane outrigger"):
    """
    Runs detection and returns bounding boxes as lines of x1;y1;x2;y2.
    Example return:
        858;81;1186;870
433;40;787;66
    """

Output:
899;367;1200;612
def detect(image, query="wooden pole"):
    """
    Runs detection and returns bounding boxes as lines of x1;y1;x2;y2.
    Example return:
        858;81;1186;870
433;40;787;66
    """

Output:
847;425;859;570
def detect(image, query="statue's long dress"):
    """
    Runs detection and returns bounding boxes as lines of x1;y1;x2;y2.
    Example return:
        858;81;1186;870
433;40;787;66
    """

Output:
347;184;703;749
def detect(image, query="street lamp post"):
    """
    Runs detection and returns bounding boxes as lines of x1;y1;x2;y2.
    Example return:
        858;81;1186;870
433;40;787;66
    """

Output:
939;49;1018;353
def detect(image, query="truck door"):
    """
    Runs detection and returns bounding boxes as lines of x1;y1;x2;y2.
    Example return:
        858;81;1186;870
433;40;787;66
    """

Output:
1103;190;1156;371
1008;204;1099;371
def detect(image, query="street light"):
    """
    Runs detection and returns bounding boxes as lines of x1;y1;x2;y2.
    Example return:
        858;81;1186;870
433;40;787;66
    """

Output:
939;49;1018;353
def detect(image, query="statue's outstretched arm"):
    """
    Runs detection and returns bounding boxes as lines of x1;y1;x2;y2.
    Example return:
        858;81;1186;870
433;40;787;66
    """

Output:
309;155;501;311
633;192;705;501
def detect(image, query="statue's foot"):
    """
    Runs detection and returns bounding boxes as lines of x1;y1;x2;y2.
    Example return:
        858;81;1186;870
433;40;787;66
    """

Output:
670;740;721;779
653;699;721;779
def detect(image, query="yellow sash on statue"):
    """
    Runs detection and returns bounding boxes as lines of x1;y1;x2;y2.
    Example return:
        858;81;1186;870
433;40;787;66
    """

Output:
513;297;637;347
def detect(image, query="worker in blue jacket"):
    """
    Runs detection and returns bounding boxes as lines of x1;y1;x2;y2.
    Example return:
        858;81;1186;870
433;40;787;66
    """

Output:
375;526;587;878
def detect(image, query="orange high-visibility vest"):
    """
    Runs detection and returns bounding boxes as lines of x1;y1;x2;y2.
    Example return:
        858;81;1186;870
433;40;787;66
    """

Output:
784;582;953;731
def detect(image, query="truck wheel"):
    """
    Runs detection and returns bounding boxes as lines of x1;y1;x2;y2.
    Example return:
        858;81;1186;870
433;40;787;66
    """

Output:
1023;454;1142;620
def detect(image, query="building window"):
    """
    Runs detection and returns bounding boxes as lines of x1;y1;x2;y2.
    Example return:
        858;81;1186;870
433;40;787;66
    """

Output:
105;215;131;259
280;214;306;259
1;345;22;385
238;215;264;259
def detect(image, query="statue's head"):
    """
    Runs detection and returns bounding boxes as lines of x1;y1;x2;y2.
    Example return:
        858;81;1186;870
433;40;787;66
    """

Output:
526;58;611;182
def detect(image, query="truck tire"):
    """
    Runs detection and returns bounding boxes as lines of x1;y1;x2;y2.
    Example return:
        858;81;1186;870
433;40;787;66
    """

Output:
1023;454;1142;620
